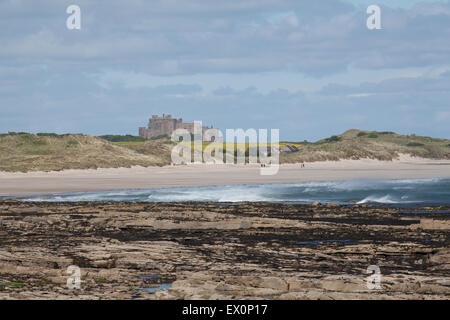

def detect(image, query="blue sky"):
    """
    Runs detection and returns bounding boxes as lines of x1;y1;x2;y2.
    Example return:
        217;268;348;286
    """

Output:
1;0;450;141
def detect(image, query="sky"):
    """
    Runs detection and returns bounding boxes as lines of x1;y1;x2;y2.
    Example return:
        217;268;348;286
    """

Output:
1;0;450;141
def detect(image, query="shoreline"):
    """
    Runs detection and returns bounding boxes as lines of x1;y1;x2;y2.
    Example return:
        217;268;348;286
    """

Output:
1;156;450;195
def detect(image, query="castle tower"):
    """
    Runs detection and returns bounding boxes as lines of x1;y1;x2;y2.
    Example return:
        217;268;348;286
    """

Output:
139;114;214;141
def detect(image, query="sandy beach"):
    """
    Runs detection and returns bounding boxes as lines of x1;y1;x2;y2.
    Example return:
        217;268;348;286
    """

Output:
1;155;450;195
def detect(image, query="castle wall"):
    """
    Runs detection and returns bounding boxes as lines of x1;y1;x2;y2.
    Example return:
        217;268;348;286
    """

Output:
138;115;214;141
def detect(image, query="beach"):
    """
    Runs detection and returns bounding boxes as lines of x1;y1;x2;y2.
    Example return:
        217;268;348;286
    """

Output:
0;156;449;300
1;155;450;195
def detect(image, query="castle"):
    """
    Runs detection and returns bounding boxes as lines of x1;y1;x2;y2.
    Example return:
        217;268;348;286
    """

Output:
139;114;214;141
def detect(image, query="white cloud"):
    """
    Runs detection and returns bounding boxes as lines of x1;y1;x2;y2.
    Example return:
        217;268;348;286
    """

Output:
2;1;449;76
1;1;450;140
347;93;374;98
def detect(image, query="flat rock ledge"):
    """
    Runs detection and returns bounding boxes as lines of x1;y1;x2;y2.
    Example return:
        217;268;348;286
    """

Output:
0;201;448;299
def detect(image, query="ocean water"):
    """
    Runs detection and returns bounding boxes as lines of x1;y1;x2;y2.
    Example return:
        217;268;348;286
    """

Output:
5;178;450;206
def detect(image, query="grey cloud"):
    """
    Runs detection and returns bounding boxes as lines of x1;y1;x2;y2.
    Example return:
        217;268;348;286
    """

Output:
1;1;450;140
1;69;449;140
2;1;449;76
320;71;450;95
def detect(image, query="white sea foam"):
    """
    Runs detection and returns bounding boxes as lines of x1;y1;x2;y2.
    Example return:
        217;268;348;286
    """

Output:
356;194;419;204
15;178;450;205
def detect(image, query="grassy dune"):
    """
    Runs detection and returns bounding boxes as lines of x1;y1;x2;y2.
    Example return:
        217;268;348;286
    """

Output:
119;130;450;164
118;138;175;163
281;129;450;163
0;133;170;172
0;130;449;172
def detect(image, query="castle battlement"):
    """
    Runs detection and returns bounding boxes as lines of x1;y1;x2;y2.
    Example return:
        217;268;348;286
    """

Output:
139;114;213;141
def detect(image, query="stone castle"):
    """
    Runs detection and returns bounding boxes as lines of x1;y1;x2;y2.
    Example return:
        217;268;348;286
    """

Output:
139;114;214;141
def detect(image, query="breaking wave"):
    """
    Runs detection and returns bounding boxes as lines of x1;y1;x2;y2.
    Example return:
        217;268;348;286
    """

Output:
7;178;450;206
356;194;414;204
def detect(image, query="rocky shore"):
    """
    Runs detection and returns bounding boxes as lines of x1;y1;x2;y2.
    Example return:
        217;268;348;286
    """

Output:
0;200;448;299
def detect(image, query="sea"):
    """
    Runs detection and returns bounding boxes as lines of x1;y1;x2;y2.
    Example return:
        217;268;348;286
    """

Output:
3;177;450;207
